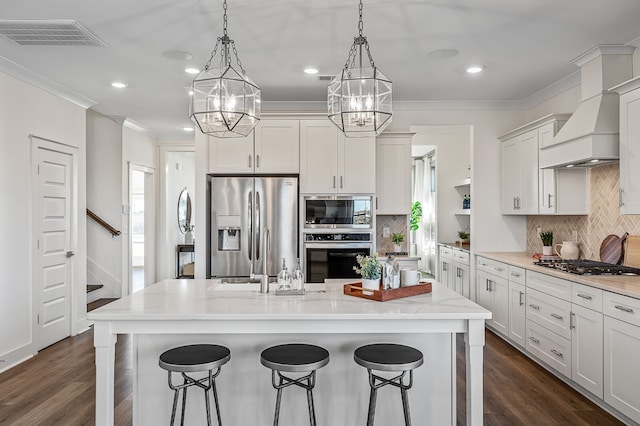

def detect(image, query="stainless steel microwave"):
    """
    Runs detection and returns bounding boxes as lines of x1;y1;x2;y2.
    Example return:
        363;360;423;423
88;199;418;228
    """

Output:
303;196;373;229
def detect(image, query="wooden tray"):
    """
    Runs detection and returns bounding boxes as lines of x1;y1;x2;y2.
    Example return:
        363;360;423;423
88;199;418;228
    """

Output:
343;281;432;302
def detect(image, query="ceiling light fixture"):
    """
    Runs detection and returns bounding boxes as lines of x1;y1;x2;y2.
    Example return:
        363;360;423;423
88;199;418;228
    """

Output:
304;67;319;75
466;65;485;74
182;126;194;132
189;0;260;138
328;0;392;137
185;67;200;74
111;82;127;88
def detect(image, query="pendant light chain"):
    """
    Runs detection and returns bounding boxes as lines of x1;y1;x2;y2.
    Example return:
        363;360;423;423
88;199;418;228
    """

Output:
358;0;363;36
202;0;246;75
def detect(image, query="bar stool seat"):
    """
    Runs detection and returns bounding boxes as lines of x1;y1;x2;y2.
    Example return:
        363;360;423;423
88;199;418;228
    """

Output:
354;343;424;426
159;344;231;426
261;343;330;426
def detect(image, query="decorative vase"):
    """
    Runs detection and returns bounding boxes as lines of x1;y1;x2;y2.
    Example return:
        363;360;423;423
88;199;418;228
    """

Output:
185;230;194;244
362;278;380;295
542;245;553;256
393;244;402;253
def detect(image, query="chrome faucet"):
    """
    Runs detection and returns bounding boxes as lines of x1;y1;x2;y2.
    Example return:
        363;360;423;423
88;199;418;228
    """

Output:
259;228;270;293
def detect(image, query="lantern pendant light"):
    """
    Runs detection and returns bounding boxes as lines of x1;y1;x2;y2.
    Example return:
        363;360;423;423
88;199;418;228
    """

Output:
328;0;392;137
190;0;260;138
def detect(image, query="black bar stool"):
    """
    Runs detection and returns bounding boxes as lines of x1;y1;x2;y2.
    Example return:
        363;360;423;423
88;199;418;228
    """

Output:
260;343;330;426
158;344;231;426
354;343;424;426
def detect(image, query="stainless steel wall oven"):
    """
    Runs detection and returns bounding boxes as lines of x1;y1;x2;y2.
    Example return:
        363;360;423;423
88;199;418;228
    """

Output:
303;232;373;283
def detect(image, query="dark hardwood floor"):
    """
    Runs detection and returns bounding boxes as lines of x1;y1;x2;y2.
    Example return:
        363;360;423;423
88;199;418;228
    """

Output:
0;326;623;425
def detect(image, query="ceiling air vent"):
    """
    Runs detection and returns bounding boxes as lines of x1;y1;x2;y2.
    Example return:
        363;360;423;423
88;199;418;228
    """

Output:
0;19;106;47
317;75;336;81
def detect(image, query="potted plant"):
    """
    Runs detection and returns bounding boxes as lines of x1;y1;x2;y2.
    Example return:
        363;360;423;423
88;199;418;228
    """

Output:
458;230;470;243
354;254;382;294
391;233;405;252
540;231;554;256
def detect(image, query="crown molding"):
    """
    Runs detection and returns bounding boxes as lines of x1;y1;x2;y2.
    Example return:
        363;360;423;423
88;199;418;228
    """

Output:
0;54;96;109
571;44;636;67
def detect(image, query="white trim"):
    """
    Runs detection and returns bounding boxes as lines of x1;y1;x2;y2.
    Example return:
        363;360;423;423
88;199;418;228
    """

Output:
572;44;637;67
123;118;148;133
0;54;96;109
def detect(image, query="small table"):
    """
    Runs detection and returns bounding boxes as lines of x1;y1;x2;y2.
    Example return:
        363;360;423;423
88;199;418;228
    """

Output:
175;244;194;278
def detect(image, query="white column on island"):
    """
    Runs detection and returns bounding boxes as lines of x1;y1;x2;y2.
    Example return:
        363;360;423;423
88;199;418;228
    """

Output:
466;319;485;425
94;321;117;426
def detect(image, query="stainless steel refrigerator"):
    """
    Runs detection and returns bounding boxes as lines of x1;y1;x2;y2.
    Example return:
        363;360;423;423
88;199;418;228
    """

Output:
207;175;298;278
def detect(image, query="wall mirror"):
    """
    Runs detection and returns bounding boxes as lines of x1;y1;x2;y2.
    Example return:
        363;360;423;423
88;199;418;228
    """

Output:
177;188;192;233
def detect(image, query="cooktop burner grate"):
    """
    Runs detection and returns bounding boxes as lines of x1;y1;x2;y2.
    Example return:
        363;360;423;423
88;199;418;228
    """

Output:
533;259;640;276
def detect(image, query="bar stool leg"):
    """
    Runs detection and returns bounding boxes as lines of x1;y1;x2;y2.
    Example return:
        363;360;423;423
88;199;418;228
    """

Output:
366;386;377;426
180;377;188;426
273;373;284;426
212;379;222;426
401;388;411;426
306;388;316;426
169;376;180;426
204;383;212;426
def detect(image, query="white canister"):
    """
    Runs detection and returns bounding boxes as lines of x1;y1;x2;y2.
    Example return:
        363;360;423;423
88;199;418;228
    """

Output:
555;241;579;260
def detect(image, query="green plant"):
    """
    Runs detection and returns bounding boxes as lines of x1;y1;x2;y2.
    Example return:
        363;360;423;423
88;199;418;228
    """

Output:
458;230;470;240
540;231;554;246
391;233;405;244
353;254;382;280
410;201;422;231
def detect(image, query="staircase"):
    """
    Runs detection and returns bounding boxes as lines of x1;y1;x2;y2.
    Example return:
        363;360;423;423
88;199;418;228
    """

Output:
87;284;117;312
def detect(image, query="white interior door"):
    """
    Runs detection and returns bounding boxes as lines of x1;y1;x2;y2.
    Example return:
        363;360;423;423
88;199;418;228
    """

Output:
35;146;73;350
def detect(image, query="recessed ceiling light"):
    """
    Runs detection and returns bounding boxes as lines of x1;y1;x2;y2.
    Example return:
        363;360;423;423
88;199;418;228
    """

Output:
162;50;193;61
566;164;574;168
111;82;127;88
466;65;485;74
188;90;194;96
185;67;200;74
182;126;194;132
304;67;319;75
427;49;459;60
590;159;600;163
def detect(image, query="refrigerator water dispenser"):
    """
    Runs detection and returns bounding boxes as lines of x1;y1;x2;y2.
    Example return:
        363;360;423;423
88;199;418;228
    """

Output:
217;215;241;251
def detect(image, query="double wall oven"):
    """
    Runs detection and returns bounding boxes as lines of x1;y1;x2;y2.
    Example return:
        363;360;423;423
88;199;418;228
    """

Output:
302;196;374;283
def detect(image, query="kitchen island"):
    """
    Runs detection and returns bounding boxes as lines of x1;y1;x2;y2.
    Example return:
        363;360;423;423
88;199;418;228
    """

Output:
88;280;490;425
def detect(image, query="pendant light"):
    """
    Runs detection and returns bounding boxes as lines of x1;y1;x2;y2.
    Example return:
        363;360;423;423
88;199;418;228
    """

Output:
328;0;392;137
190;0;260;138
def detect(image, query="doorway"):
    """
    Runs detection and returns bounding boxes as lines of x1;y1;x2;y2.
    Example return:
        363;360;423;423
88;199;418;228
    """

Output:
31;137;78;350
128;163;155;294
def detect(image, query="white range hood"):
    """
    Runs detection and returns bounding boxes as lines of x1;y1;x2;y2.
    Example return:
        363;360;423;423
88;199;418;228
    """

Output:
540;45;635;169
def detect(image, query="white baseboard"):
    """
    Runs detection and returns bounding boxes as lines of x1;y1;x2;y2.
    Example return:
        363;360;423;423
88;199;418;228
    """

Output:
0;344;35;374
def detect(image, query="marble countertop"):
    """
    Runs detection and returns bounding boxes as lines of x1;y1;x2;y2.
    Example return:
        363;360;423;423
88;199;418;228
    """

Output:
440;242;471;252
478;252;640;299
87;280;490;321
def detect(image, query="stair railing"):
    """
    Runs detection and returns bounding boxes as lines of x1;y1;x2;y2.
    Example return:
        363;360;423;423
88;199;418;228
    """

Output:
87;208;121;238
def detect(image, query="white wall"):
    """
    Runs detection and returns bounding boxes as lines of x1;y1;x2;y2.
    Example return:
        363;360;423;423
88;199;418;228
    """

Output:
0;71;87;372
86;110;122;298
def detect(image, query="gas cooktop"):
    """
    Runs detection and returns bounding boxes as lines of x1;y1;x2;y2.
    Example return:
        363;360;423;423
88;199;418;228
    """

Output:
533;259;640;276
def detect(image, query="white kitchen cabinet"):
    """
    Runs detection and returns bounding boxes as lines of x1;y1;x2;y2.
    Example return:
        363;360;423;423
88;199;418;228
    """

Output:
376;133;412;214
499;114;574;215
539;168;588;215
476;267;509;336
571;304;603;398
438;245;453;289
507;266;526;348
300;120;375;194
208;120;300;174
452;250;470;299
604;315;640;423
612;77;640;214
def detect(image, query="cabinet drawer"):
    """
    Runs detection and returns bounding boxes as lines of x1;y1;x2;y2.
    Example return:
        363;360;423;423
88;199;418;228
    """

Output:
508;265;526;285
452;250;469;264
439;246;453;259
603;291;640;327
526;270;572;301
527;288;572;339
526;320;572;378
572;283;603;312
476;257;508;279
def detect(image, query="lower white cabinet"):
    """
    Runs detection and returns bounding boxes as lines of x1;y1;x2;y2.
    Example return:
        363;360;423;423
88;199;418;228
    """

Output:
453;260;470;299
439;245;470;298
476;269;509;336
572;304;603;398
508;281;526;347
438;246;453;288
526;320;572;378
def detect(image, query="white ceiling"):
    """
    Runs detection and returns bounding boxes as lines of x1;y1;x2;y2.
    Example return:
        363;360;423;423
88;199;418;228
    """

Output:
1;0;640;139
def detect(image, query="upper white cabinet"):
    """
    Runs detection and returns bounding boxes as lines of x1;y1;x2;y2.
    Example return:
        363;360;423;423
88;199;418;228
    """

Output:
612;76;640;214
500;114;587;215
376;133;412;214
300;120;375;194
208;120;299;174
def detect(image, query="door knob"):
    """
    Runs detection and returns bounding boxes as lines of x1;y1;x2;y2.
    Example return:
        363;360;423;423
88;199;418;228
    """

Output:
66;251;75;258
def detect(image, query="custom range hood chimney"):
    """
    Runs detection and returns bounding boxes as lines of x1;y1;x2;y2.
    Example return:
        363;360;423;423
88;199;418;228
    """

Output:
539;45;635;169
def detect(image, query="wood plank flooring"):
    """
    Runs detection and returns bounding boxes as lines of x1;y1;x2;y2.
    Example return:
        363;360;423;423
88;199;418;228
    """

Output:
0;327;623;425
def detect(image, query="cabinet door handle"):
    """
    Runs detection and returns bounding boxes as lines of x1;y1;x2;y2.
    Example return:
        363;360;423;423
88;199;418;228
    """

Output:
619;188;624;207
550;349;564;357
517;197;521;209
529;303;540;310
485;279;489;292
256;154;260;168
577;293;593;300
548;193;553;208
511;272;521;277
248;155;252;168
519;291;524;306
443;263;448;271
333;175;336;189
488;279;493;292
570;312;575;330
513;197;517;210
614;305;634;313
495;267;504;272
550;313;563;321
529;336;540;344
340;176;343;189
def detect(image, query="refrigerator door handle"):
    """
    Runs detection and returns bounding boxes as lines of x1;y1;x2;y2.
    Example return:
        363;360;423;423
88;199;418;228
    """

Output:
248;191;253;261
256;190;261;261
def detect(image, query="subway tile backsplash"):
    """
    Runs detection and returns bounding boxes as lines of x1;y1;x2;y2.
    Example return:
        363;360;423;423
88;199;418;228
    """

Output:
527;163;640;260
